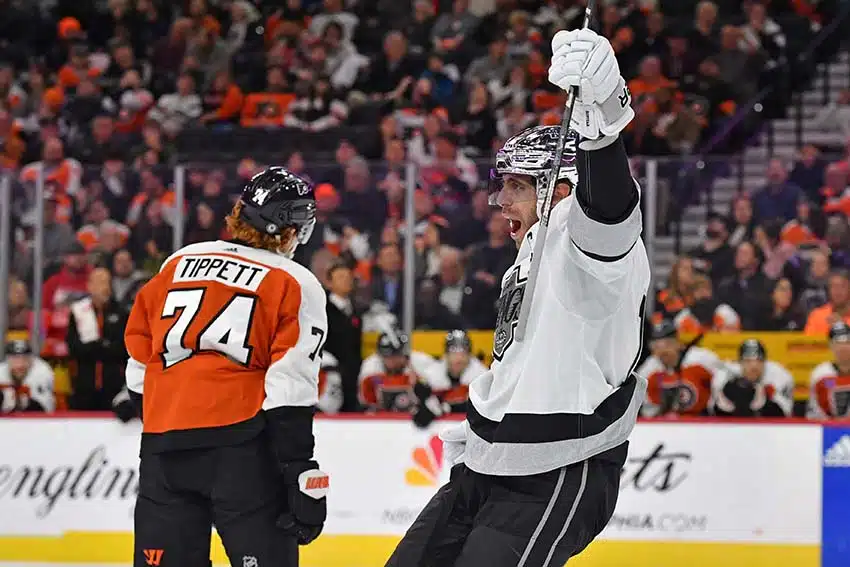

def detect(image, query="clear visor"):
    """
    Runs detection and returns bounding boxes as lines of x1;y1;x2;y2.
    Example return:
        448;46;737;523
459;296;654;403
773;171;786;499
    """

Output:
487;169;538;208
295;216;316;244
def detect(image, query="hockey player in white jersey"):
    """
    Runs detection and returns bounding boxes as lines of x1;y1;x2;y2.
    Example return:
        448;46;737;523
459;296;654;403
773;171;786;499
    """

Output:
387;27;650;567
410;330;488;428
0;340;56;413
359;327;444;412
714;339;794;417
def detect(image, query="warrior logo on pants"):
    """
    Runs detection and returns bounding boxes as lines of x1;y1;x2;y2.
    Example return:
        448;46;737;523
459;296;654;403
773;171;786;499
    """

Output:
493;267;526;361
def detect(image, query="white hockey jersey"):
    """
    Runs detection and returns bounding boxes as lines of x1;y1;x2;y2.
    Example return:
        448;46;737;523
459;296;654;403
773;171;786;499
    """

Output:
715;360;794;416
431;356;488;390
0;357;56;413
464;190;650;476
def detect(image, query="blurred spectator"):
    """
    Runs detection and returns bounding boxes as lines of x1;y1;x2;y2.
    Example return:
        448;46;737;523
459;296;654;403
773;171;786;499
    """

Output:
198;70;244;124
689;0;719;64
814;88;850;139
66;267;128;410
690;212;735;285
322;21;368;90
324;262;364;412
0;340;55;414
789;145;826;201
465;37;511;86
77;199;130;254
718;240;774;330
431;0;479;64
367;31;423;100
680;57;736;133
185;201;224;244
147;72;202;136
404;0;438;56
42;241;92;312
728;195;756;247
285;75;349;131
804;269;850;335
822;164;850;215
655;256;696;324
798;249;831;313
224;0;264;57
13;192;78;280
101;41;152;99
151;18;193;88
0;108;25;168
185;24;230;89
752;158;804;223
110;248;146;310
662;31;699;85
340;157;386;235
418;131;478;209
739;1;786;69
465;209;514;324
505;10;541;61
6;279;48;341
371;243;404;317
451;188;491;249
755;277;806;330
414;277;466;330
453;81;497;154
131;201;174;274
675;274;740;333
715;25;762;103
310;0;360;43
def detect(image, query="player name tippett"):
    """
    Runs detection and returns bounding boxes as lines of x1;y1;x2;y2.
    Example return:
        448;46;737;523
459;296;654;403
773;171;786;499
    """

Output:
172;254;270;292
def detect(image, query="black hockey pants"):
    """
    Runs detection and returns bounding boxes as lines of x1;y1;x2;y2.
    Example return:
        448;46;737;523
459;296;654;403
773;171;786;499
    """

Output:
385;442;627;567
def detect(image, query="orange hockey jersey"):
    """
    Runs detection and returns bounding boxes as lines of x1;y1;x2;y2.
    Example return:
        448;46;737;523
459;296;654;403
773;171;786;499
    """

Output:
125;240;327;452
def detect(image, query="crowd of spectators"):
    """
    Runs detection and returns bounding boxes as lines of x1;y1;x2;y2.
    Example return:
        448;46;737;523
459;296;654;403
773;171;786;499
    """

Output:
0;0;844;416
655;138;850;336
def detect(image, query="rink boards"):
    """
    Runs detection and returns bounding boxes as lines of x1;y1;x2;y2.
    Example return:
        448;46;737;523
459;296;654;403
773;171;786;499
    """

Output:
0;415;846;567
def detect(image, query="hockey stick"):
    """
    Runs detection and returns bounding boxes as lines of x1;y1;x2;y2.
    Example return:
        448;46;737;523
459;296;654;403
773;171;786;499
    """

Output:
515;0;596;342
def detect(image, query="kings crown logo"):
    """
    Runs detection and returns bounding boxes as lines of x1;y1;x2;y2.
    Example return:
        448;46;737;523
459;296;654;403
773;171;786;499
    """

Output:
493;267;526;361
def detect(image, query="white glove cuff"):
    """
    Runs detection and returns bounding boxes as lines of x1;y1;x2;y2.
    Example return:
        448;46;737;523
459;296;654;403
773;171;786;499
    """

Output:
597;76;634;137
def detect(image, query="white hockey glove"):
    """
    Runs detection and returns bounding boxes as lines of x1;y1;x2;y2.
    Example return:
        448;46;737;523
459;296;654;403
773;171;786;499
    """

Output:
439;420;468;469
548;28;635;146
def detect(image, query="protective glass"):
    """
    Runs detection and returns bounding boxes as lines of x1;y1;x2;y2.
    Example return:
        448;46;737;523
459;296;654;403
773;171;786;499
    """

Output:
487;169;538;207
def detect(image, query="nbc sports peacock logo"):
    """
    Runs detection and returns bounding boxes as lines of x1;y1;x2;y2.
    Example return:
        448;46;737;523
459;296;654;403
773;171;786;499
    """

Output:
405;435;444;486
824;435;850;467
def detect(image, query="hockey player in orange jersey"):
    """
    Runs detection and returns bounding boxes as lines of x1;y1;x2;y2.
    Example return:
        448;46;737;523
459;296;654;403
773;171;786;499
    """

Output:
125;167;329;567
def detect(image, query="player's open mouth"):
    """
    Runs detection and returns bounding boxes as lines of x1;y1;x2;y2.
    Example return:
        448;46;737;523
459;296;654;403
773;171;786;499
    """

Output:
506;218;522;239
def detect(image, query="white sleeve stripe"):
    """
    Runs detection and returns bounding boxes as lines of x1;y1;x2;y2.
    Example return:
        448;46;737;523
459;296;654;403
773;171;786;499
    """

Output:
126;357;146;394
568;179;642;260
263;356;319;409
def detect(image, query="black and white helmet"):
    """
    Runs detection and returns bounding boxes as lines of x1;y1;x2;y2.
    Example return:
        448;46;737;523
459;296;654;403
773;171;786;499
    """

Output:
237;166;317;255
490;125;578;216
444;329;471;354
377;327;410;357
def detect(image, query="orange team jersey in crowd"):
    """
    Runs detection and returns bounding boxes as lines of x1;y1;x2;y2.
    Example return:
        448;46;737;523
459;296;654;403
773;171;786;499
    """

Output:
808;361;850;418
19;158;83;196
637;346;720;416
240;93;296;127
673;303;741;334
126;190;178;227
124;240;328;448
780;219;818;246
804;305;850;336
77;220;131;251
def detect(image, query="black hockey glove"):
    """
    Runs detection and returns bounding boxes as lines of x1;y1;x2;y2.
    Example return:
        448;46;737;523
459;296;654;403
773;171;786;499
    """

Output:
277;460;329;545
411;382;450;429
721;377;757;417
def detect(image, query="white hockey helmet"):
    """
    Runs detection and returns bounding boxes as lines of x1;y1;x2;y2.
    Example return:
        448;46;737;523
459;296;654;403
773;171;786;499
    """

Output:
489;125;579;217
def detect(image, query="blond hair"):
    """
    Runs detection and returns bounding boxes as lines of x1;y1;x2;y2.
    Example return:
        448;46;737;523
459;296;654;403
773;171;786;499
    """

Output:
225;201;296;254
